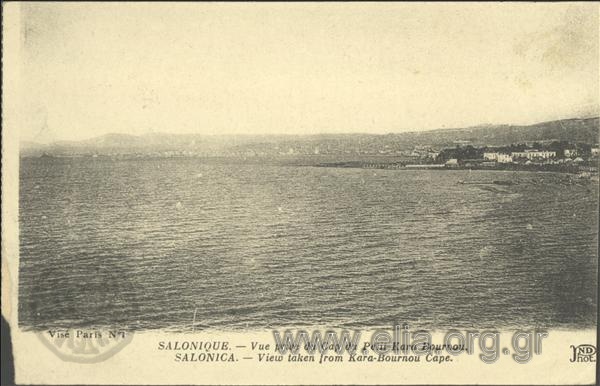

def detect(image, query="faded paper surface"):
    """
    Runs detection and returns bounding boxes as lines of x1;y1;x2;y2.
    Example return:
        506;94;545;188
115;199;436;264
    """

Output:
2;2;598;385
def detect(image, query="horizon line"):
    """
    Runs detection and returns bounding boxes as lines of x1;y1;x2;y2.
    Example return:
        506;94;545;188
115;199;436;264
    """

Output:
22;115;600;145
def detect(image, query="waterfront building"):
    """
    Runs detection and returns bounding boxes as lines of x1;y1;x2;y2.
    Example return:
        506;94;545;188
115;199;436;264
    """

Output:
511;151;528;159
484;152;512;163
564;149;578;157
483;152;498;161
497;153;513;163
511;150;556;160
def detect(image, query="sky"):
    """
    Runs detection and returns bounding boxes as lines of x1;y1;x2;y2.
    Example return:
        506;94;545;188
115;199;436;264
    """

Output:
8;2;600;143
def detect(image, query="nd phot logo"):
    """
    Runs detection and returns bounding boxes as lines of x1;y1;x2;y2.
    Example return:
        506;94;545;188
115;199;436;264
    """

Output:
569;344;596;363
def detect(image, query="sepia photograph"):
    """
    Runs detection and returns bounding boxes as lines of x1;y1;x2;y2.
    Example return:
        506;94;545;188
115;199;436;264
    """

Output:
2;2;598;384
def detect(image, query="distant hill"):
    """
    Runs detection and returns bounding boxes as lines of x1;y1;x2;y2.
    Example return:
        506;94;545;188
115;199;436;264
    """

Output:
407;117;599;146
20;117;599;157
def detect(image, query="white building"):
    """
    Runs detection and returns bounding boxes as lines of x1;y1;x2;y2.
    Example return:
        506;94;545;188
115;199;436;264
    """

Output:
511;150;556;160
497;153;513;163
533;151;556;159
484;152;512;163
591;148;599;156
511;151;527;159
483;152;498;161
564;149;578;157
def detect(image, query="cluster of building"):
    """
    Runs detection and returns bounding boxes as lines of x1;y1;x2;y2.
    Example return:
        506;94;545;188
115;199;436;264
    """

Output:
483;150;557;163
408;146;440;159
481;147;599;165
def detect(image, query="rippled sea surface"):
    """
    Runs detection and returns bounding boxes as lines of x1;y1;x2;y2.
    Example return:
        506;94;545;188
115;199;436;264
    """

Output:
19;158;598;331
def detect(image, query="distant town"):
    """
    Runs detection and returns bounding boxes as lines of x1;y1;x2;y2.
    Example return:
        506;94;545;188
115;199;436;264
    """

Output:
315;140;599;176
23;117;600;177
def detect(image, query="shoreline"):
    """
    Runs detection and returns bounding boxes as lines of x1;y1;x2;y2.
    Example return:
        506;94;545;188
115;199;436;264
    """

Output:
19;154;600;179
